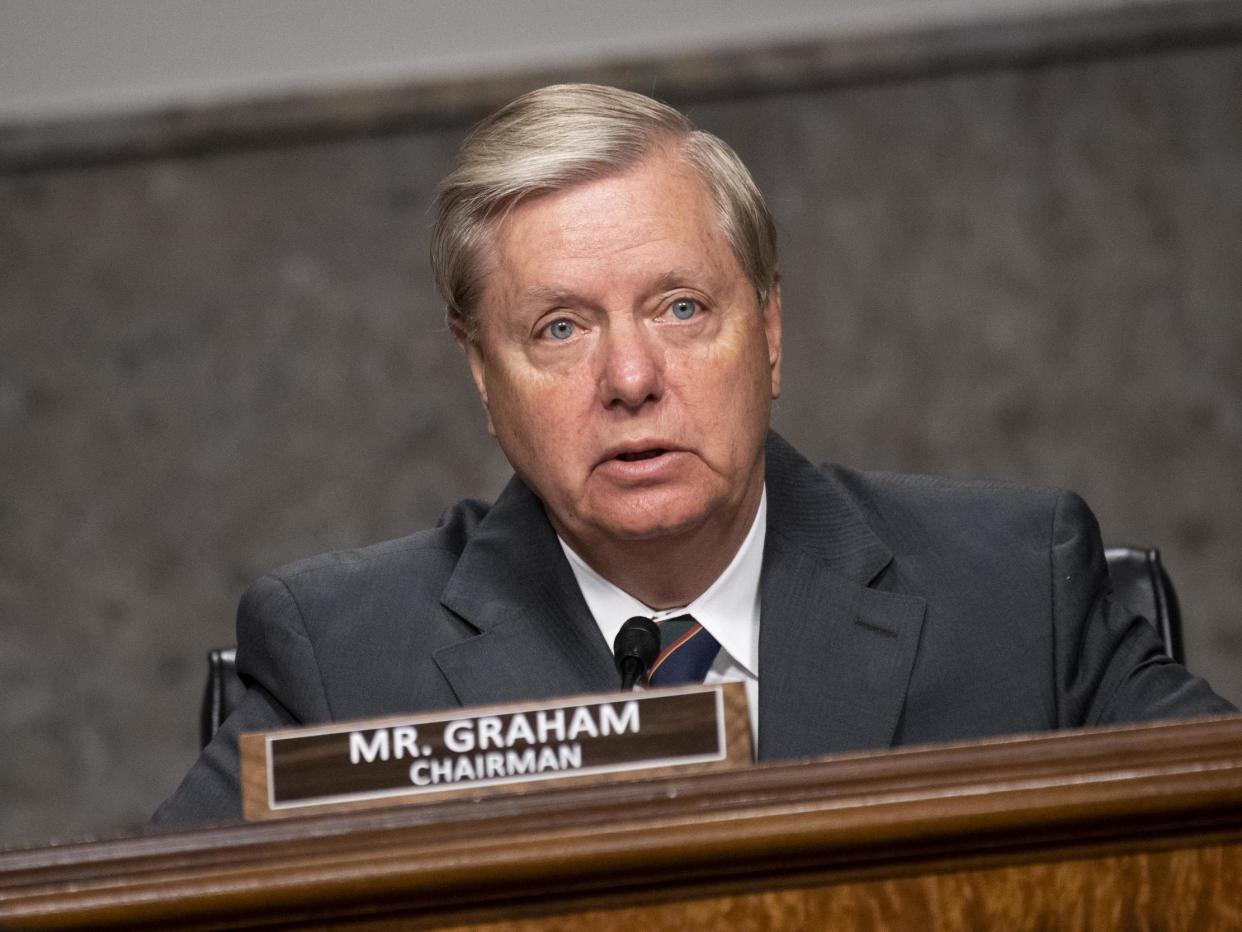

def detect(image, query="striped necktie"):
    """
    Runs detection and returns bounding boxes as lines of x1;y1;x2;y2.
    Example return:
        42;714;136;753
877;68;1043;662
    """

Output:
647;614;720;686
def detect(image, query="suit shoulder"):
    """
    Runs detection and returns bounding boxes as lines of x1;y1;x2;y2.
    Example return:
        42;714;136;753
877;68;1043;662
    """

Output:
826;463;1063;509
258;497;492;592
821;463;1074;554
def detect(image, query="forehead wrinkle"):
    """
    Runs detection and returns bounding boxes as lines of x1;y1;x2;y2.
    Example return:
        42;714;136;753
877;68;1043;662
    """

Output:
479;152;743;321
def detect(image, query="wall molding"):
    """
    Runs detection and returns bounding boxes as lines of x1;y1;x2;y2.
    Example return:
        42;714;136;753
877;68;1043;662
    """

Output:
2;0;1241;172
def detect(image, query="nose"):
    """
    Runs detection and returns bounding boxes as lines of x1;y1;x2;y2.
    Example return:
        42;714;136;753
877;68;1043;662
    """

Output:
596;319;664;411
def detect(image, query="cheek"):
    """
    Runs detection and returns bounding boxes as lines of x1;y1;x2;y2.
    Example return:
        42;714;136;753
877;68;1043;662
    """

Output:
489;365;584;454
697;325;773;398
706;332;776;443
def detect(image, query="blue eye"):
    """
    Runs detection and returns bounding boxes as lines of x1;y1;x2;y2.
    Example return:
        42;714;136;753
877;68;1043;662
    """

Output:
546;319;576;340
670;299;699;320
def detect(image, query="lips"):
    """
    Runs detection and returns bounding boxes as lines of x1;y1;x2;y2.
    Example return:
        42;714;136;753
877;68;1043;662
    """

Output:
599;441;681;465
615;449;666;462
594;443;687;481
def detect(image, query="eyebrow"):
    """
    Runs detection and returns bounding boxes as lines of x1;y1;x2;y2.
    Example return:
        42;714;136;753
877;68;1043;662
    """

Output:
518;286;582;307
517;269;707;307
650;269;705;293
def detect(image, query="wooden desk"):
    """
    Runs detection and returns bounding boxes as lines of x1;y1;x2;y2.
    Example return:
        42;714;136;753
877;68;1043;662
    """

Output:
4;715;1242;929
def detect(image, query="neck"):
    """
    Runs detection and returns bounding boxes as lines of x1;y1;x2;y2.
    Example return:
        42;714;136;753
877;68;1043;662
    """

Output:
559;480;764;610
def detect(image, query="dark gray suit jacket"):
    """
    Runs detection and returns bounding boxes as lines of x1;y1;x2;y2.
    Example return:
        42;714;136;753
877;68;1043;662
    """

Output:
154;433;1232;825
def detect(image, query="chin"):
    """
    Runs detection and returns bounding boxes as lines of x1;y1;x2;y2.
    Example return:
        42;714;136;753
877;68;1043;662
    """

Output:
587;498;718;544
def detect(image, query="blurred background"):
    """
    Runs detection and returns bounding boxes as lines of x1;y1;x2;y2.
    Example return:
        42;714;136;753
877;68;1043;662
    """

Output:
2;0;1240;848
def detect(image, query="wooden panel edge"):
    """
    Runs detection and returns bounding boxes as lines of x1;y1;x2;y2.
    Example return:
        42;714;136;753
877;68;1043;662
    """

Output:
4;713;1242;929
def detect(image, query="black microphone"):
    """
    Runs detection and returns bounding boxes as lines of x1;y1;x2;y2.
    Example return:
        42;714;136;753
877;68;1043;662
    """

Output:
613;616;660;690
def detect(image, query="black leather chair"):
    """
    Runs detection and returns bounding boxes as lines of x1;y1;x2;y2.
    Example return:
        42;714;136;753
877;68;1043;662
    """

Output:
1103;545;1183;664
197;546;1186;747
200;647;244;749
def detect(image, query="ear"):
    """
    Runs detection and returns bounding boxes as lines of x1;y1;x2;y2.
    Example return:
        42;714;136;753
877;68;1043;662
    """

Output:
763;282;783;400
456;325;496;436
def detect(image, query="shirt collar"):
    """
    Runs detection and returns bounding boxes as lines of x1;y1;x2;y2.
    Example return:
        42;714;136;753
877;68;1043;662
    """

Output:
559;487;766;678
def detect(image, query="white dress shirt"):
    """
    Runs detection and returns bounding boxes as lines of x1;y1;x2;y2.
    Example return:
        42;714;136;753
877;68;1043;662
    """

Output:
558;488;766;743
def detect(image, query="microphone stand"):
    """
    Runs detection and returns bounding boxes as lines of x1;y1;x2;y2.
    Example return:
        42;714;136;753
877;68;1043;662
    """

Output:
613;617;660;690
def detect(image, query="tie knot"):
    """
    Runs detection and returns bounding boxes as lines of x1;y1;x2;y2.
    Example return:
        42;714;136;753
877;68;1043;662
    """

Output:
647;614;720;686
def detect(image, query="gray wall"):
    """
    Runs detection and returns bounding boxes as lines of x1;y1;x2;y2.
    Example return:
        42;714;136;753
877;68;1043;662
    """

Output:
0;0;1130;121
3;37;1241;847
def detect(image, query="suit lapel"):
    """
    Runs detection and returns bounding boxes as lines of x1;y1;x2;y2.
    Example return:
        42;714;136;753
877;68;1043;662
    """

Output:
433;475;618;707
432;433;926;760
757;434;926;761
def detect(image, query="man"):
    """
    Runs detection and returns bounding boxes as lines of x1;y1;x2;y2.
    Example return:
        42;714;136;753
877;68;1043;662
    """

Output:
155;84;1232;825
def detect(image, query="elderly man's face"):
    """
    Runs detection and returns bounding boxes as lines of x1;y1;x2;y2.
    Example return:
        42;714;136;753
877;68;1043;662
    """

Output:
466;151;781;558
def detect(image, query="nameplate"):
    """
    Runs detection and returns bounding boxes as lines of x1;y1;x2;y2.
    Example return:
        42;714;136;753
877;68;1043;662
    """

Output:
240;682;751;820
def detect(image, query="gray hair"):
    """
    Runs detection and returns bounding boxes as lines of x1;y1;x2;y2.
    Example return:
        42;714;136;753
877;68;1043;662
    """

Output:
431;83;779;340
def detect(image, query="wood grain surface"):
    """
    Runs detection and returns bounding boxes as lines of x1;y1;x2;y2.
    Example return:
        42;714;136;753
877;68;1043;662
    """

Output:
3;713;1242;929
433;843;1242;932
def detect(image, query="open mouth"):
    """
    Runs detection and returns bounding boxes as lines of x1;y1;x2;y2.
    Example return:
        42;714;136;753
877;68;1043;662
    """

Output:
615;449;666;462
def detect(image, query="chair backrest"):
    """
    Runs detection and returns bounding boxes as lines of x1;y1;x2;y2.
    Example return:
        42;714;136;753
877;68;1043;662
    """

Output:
197;545;1187;747
1104;546;1183;664
200;647;244;748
